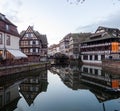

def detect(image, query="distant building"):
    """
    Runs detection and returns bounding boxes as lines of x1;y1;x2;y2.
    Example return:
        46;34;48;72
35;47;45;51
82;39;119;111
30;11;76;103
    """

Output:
0;13;27;61
68;33;91;59
20;26;48;62
80;26;120;64
48;44;60;57
59;34;70;56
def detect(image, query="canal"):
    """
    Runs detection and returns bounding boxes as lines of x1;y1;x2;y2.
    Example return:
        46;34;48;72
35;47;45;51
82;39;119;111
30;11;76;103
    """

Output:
0;64;120;111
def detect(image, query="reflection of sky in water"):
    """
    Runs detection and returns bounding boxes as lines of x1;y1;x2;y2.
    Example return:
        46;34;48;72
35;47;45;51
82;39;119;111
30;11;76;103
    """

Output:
15;71;120;111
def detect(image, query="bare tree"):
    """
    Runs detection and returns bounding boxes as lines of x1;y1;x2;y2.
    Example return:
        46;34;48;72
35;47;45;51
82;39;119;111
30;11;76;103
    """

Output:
67;0;120;4
67;0;85;4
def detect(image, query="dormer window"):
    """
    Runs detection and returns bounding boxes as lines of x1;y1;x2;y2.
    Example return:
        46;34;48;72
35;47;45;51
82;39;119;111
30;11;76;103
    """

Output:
6;24;9;31
0;13;5;20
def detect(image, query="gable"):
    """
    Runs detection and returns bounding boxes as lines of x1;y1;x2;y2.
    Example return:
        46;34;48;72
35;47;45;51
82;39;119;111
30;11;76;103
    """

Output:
26;26;34;33
20;26;38;40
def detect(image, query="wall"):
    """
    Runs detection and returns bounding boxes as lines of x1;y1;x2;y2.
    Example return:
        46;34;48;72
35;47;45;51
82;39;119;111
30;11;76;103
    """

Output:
102;60;120;69
0;62;50;76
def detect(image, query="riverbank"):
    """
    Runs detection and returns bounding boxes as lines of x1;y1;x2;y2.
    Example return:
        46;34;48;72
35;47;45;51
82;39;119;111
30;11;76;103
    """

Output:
0;62;51;76
102;59;120;68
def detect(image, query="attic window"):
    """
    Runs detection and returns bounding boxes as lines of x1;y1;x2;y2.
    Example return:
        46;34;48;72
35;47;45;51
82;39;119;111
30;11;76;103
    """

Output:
26;33;33;37
6;25;9;31
0;14;5;20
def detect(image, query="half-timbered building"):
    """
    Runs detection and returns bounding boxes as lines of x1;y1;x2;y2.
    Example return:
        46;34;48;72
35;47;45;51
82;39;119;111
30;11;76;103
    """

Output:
80;26;120;64
20;26;48;62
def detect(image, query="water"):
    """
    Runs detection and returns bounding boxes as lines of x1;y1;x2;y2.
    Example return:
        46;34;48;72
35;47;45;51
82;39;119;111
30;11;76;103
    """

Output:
0;64;120;111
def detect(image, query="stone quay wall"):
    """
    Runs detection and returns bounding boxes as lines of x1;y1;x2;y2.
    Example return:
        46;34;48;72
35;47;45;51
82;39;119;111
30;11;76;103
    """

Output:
0;62;50;76
102;60;120;68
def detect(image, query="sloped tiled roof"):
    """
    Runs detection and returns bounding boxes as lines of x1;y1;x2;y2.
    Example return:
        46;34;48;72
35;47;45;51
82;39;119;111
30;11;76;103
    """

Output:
81;26;120;43
68;33;92;43
20;26;48;46
0;13;19;37
34;31;48;45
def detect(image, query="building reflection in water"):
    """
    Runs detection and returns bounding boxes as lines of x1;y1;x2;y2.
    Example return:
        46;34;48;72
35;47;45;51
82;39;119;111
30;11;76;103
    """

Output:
19;70;48;106
50;64;120;103
0;69;48;111
81;65;120;102
0;74;21;111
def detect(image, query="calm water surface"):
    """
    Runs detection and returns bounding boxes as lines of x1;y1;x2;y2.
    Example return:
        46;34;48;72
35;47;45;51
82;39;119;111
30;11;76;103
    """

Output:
0;64;120;111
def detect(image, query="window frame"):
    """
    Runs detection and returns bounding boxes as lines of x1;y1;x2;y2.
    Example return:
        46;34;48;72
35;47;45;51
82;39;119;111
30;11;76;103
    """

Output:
0;33;2;44
6;35;10;46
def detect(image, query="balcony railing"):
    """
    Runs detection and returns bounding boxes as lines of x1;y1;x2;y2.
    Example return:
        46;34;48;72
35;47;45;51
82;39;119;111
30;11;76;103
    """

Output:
81;50;111;54
81;43;111;48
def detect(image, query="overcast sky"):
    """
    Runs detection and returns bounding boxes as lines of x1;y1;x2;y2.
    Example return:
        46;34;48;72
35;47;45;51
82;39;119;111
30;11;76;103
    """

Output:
0;0;120;46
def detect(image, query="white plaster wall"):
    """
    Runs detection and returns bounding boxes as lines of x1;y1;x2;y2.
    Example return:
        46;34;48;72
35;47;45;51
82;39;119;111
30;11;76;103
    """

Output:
0;32;20;50
5;34;20;50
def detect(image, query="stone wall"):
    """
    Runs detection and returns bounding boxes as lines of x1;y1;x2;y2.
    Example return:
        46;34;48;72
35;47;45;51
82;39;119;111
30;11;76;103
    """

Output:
102;60;120;69
0;62;50;76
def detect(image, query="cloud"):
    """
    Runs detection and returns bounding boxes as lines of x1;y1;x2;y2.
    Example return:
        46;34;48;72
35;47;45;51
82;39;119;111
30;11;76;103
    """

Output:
76;10;120;32
0;0;23;23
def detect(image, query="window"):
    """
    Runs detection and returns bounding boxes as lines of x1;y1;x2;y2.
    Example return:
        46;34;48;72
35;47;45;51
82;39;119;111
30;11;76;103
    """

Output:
94;69;98;75
0;95;2;107
36;41;39;45
90;55;92;60
83;67;88;73
25;34;28;37
6;35;10;45
24;49;28;53
94;55;98;60
36;48;38;52
83;55;88;60
21;41;28;46
0;33;2;44
31;33;33;37
6;24;9;31
33;41;36;45
30;48;33;52
90;68;93;74
101;55;105;60
33;48;36;52
26;33;33;38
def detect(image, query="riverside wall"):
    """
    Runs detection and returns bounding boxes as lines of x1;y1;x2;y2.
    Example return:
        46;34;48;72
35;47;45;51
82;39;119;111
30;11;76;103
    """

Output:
102;60;120;68
0;62;50;76
102;60;120;75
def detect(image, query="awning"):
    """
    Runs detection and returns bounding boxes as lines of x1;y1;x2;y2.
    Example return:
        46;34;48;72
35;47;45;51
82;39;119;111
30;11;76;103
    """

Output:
7;49;27;59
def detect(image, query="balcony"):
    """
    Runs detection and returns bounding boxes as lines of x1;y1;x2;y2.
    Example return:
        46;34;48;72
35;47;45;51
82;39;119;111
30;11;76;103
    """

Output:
81;43;111;48
81;50;111;54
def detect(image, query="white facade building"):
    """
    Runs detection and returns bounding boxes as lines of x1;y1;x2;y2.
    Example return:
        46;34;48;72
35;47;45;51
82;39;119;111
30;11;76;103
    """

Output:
0;13;27;60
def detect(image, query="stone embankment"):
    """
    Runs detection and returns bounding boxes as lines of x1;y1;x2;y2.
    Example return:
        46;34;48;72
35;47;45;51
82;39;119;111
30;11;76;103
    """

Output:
0;62;50;76
102;60;120;75
102;60;120;68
